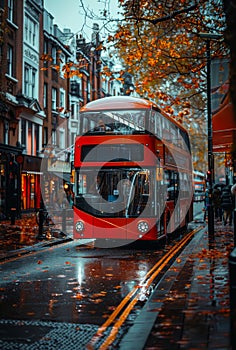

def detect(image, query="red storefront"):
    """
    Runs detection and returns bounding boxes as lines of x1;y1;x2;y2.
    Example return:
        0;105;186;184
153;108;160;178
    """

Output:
212;98;236;154
21;155;42;211
212;95;236;183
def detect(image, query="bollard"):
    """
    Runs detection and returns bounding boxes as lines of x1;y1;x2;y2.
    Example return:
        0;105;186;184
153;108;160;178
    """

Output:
229;248;236;348
37;208;44;239
10;208;16;225
62;208;67;234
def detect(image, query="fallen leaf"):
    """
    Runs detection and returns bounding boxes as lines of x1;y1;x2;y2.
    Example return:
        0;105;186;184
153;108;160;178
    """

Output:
73;293;83;300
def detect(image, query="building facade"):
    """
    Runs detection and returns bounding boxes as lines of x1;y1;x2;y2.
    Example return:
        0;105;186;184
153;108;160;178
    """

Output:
0;0;105;219
0;0;44;219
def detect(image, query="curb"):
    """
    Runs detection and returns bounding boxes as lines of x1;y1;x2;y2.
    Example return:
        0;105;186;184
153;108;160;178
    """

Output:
0;236;73;262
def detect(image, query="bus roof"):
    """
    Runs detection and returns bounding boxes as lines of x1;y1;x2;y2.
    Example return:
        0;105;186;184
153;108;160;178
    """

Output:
80;96;189;134
80;96;158;112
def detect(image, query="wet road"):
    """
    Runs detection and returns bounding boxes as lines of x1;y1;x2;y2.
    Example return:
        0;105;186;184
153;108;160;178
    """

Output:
0;239;171;325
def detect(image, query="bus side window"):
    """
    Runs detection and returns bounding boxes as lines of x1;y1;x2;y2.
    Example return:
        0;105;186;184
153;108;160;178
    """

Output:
81;118;89;134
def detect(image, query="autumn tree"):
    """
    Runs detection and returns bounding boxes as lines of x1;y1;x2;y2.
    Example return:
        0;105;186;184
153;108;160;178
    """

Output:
42;0;234;173
62;0;230;171
90;0;229;171
108;1;226;104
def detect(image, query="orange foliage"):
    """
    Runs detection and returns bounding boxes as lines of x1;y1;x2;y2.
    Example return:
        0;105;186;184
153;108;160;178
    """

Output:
100;0;229;169
105;0;228;115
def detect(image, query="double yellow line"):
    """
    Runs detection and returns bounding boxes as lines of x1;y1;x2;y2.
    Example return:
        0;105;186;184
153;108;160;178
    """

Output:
87;227;201;350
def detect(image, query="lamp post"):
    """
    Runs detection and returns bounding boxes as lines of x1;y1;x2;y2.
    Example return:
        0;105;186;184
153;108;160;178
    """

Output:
199;33;222;244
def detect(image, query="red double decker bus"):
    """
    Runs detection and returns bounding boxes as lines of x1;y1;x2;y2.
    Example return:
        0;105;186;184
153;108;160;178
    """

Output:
73;96;193;246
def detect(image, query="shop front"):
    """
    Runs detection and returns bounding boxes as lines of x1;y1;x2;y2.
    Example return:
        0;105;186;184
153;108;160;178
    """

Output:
21;155;42;211
213;98;236;184
0;144;22;220
43;159;72;209
212;101;236;153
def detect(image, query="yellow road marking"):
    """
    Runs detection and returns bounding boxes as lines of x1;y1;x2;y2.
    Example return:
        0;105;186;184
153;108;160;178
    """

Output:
87;227;202;349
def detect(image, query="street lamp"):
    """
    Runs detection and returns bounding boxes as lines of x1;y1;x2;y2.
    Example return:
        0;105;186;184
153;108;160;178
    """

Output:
199;32;223;244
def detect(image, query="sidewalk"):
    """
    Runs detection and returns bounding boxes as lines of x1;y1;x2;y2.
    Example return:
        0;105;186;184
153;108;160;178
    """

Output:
0;212;73;261
120;221;234;350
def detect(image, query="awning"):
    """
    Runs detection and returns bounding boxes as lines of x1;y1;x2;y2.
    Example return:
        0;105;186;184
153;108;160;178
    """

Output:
212;102;236;153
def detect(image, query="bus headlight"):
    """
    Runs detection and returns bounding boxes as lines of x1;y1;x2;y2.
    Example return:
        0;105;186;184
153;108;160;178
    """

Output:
137;221;149;233
75;221;84;232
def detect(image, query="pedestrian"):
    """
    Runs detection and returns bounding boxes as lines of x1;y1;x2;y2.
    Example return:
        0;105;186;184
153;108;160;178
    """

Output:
221;185;234;226
212;186;222;222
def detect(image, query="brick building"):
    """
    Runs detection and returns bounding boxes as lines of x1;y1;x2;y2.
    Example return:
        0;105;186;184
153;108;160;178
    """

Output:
0;0;106;219
0;0;45;219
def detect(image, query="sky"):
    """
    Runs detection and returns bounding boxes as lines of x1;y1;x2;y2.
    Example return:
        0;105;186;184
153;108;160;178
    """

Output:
44;0;119;41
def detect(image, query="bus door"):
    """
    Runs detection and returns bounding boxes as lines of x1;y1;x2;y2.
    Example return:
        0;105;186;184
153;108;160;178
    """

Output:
155;167;166;236
165;170;180;232
170;171;180;231
126;170;150;217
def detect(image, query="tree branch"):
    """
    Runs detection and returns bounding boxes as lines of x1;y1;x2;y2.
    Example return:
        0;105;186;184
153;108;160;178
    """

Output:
146;4;198;25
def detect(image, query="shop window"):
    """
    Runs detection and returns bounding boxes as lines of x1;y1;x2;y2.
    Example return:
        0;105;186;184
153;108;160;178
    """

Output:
21;173;40;210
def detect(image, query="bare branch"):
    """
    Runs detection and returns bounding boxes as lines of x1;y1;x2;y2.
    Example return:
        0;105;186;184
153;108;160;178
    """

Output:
151;4;198;25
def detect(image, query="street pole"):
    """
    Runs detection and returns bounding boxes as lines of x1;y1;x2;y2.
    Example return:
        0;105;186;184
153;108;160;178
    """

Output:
231;184;236;247
198;32;222;245
206;38;215;244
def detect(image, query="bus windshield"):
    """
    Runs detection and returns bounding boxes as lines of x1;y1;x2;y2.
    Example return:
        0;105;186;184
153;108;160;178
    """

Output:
75;168;154;218
80;110;147;135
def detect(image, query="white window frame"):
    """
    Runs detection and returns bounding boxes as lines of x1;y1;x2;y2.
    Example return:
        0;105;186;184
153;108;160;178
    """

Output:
51;47;57;65
51;129;57;146
52;88;57;111
71;132;76;145
44;83;48;108
24;15;28;41
7;45;13;77
24;63;37;98
32;68;36;97
60;52;65;77
24;64;30;95
60;89;65;110
8;0;14;22
59;128;65;150
24;14;38;50
71;103;75;119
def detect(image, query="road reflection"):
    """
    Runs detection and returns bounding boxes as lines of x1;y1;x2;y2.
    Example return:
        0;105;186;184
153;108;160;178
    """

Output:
0;242;165;325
